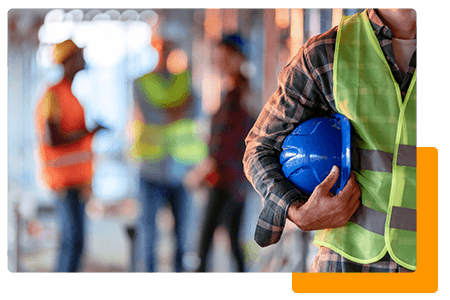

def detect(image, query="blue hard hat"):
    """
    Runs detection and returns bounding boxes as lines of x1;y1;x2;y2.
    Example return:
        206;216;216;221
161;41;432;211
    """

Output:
280;113;351;196
221;33;249;58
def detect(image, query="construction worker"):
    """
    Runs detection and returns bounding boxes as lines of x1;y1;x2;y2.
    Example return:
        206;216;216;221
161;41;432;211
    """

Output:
184;34;256;272
35;39;106;272
243;9;416;272
129;35;207;272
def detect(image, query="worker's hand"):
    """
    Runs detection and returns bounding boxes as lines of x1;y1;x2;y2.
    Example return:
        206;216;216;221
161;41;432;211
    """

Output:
27;219;43;237
287;166;361;231
183;156;218;190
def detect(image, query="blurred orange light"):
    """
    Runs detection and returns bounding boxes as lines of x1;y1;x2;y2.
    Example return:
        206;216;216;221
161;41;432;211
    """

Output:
205;9;222;40
276;9;290;29
290;9;304;58
167;48;188;75
151;35;164;54
151;34;164;71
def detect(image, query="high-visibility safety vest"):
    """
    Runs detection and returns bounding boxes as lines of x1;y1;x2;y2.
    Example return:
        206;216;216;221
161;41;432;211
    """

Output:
136;70;190;109
130;118;208;165
35;78;94;190
313;10;417;270
130;71;208;166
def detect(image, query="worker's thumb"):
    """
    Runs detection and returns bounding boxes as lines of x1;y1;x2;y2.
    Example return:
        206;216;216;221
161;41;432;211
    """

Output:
318;165;339;193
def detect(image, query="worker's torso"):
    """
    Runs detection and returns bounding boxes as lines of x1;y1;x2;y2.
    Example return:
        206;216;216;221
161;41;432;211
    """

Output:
313;10;417;270
131;71;207;184
36;78;93;190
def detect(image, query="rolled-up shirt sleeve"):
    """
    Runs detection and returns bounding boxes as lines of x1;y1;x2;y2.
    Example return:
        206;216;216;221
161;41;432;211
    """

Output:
243;32;335;247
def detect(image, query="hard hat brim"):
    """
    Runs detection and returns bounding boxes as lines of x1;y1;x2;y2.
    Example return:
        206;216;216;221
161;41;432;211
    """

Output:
333;113;351;194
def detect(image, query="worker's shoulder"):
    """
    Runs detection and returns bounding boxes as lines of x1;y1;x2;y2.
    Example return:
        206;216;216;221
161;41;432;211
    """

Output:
136;70;190;81
39;79;68;103
302;25;338;56
39;88;58;104
135;72;155;84
288;26;338;73
35;88;60;119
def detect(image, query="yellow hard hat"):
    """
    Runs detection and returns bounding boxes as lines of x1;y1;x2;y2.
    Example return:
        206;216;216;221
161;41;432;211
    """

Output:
53;39;80;64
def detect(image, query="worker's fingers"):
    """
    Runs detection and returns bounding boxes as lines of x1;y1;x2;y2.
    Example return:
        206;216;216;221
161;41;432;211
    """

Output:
316;165;340;195
349;177;361;204
335;172;359;201
349;196;361;216
349;196;361;214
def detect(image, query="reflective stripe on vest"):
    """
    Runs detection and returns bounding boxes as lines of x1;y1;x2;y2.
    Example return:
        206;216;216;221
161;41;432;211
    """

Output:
36;78;94;190
352;144;416;172
130;118;208;165
44;151;94;168
350;204;416;235
312;9;417;270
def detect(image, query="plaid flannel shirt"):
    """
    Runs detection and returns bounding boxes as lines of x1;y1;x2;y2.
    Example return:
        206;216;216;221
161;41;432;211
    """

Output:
209;74;255;200
243;9;416;247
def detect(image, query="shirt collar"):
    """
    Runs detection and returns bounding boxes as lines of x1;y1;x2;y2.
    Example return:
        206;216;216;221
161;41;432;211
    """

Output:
367;8;393;40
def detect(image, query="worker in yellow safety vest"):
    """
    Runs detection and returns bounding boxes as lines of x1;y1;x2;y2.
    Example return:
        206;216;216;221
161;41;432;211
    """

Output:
128;34;207;272
243;9;417;272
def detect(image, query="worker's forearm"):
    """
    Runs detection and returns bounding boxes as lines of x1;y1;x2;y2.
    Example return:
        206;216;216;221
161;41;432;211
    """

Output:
286;200;306;225
243;139;306;203
45;121;89;146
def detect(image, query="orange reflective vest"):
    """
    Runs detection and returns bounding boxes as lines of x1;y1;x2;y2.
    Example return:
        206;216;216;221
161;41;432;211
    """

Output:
35;78;94;190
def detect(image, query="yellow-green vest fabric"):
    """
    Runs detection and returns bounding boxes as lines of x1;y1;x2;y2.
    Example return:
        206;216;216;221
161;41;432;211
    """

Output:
130;118;207;166
130;71;207;166
137;71;190;109
313;10;417;270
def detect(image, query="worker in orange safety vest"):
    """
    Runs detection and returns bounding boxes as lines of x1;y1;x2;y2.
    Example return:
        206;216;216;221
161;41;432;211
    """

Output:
35;39;106;272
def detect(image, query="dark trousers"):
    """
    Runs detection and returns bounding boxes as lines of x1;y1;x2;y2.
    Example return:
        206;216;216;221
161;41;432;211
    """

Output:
55;188;86;272
197;188;245;272
135;178;189;272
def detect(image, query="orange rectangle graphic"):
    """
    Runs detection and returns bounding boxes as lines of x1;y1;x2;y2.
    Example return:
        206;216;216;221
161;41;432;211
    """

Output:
292;147;438;293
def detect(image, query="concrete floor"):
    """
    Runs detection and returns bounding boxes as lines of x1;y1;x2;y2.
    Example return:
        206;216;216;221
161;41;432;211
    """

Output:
13;188;318;273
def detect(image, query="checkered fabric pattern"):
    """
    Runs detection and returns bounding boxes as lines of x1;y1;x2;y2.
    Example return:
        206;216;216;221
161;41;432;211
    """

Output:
209;74;256;201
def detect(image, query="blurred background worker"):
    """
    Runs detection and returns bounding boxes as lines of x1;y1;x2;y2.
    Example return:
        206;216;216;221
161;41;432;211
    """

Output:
129;33;207;272
185;34;256;272
11;8;383;275
34;39;106;272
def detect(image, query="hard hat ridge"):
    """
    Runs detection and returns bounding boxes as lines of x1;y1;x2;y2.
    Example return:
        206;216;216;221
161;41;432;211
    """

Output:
280;114;351;195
